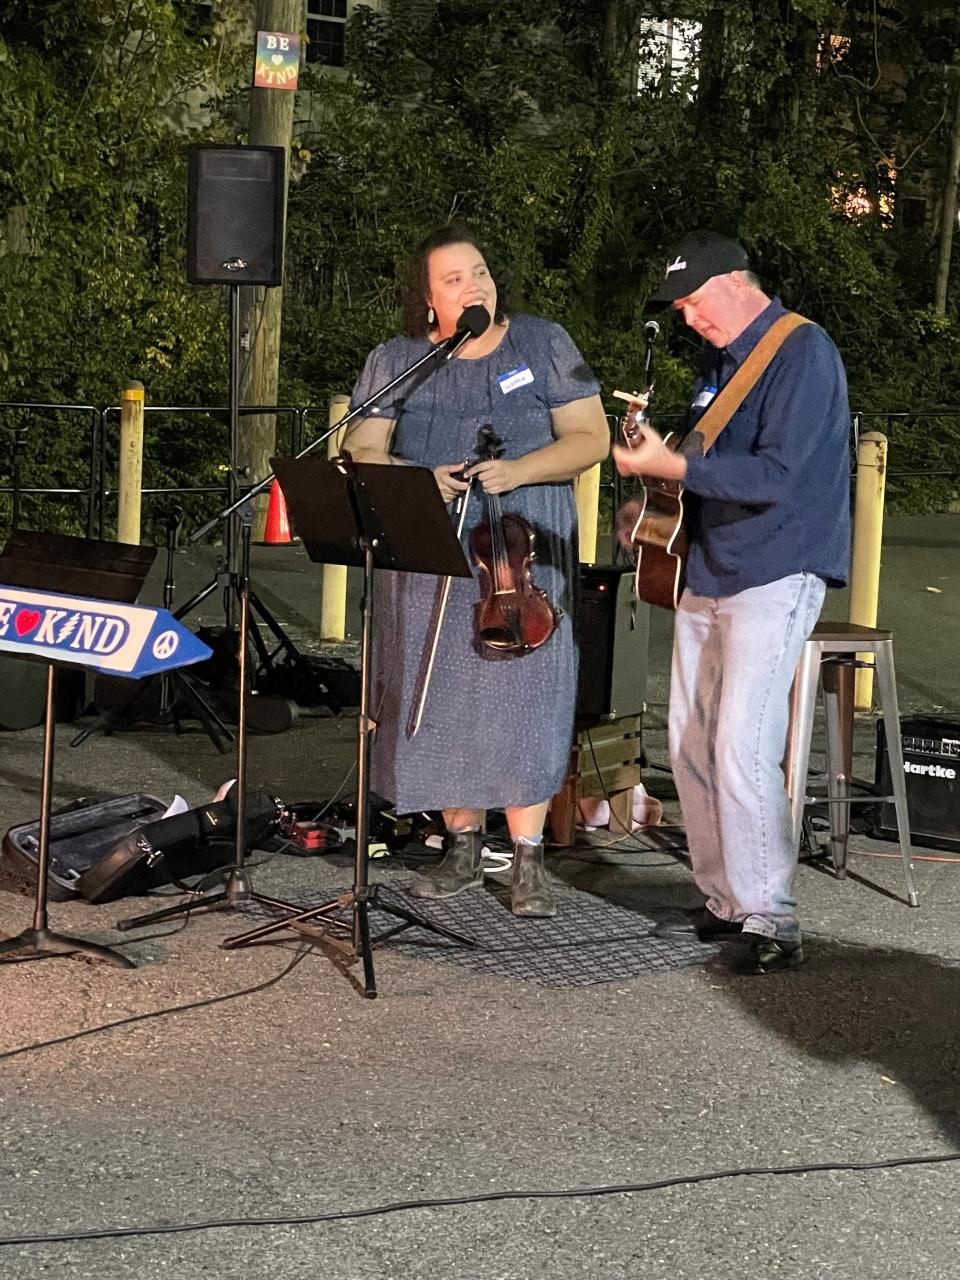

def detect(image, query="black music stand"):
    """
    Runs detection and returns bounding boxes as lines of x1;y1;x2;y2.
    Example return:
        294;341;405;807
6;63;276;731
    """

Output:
221;454;477;997
0;532;156;968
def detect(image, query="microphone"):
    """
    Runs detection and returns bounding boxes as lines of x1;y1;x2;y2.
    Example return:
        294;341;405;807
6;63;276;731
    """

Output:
644;320;660;342
442;304;491;360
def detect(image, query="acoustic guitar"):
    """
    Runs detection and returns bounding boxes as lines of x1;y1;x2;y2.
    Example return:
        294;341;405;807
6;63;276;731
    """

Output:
615;390;698;612
614;311;812;612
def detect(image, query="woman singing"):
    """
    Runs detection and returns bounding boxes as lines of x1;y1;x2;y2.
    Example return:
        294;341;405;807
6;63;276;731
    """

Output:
343;223;608;916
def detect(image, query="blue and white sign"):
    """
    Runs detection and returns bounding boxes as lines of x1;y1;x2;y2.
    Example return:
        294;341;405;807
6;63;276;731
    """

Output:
0;585;212;678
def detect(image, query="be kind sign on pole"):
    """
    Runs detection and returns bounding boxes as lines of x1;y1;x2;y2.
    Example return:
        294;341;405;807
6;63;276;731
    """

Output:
255;31;300;90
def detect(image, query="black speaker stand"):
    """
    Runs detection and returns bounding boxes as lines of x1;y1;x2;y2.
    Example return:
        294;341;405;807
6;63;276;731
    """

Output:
175;284;340;716
70;511;234;752
116;505;297;934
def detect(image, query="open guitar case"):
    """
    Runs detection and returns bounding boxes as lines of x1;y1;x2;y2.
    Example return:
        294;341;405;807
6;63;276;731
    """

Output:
2;789;282;903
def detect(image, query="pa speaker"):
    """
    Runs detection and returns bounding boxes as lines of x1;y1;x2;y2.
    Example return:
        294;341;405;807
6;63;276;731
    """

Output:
575;565;649;720
874;715;960;852
187;145;285;286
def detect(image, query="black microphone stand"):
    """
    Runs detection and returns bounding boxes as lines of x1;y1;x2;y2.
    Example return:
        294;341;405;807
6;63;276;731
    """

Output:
614;321;659;560
190;306;490;541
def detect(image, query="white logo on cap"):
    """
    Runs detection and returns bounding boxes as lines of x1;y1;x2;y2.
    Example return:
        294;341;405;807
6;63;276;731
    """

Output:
665;256;687;277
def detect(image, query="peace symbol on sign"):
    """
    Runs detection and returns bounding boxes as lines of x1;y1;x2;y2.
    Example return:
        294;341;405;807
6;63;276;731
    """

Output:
152;630;179;661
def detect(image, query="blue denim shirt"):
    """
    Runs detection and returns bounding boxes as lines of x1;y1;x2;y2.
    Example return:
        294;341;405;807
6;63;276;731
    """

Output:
681;297;851;598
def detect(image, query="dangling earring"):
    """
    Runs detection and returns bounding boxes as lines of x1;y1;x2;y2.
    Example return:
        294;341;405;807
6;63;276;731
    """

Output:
427;305;436;326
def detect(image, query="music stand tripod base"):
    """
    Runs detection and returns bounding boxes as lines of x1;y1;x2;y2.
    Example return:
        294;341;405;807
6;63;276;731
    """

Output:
0;926;134;968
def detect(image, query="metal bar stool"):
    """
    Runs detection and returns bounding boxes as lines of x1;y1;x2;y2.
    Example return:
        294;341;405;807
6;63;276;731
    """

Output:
784;620;919;907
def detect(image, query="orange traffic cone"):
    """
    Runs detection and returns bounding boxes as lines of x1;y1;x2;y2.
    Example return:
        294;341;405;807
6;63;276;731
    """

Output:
262;479;292;544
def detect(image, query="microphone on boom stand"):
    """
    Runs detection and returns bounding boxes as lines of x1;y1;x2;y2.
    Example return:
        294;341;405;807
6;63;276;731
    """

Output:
442;304;491;360
643;319;659;386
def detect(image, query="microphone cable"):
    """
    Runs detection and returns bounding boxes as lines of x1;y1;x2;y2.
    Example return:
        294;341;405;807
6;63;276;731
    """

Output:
0;1149;958;1248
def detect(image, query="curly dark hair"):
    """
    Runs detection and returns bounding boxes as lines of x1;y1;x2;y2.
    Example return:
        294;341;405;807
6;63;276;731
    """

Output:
400;222;516;338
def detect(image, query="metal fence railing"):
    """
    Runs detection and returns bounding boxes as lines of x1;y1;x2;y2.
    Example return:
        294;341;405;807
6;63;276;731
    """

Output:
93;403;307;539
2;400;959;557
0;403;101;537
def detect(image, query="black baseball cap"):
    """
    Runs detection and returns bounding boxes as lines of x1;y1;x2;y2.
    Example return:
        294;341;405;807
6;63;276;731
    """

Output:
648;231;750;304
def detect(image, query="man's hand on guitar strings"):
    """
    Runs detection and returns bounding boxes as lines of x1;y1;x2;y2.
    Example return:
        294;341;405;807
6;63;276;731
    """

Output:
612;426;687;482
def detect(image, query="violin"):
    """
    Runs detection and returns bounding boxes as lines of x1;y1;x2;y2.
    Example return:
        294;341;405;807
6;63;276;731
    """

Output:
469;425;560;655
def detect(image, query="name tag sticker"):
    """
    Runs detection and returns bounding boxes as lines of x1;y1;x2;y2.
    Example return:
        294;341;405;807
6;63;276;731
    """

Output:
693;384;717;409
498;364;535;395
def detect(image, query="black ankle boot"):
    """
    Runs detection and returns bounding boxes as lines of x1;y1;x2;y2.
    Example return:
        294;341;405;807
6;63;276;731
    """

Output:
510;841;556;918
409;831;483;900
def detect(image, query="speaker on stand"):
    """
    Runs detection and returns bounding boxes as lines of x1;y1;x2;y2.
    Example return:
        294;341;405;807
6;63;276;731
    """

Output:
186;144;284;618
187;144;285;289
180;145;330;718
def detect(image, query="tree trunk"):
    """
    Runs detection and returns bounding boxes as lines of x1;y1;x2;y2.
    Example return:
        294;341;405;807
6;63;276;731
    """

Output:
238;0;300;536
933;70;960;316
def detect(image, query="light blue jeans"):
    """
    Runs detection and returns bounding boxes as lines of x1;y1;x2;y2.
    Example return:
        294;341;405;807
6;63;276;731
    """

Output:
668;573;827;942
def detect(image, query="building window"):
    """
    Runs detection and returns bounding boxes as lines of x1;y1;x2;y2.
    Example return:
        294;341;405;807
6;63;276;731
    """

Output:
175;1;214;38
637;18;701;94
306;0;348;67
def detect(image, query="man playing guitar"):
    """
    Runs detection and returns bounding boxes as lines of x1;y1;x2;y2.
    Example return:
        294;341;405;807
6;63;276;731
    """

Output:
613;231;851;974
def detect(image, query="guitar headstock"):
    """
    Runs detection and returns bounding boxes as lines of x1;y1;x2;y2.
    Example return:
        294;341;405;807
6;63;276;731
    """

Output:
613;390;649;450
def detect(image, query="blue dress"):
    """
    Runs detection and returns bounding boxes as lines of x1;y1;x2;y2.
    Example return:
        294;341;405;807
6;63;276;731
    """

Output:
348;314;601;814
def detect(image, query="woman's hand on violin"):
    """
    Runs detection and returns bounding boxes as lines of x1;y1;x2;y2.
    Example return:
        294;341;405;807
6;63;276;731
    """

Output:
433;463;471;503
465;457;527;495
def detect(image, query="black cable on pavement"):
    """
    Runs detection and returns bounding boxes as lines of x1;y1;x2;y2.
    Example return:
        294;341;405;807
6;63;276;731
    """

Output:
0;945;310;1063
0;1150;958;1248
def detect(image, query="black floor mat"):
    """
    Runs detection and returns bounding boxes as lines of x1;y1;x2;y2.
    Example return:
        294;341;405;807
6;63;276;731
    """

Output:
240;878;717;988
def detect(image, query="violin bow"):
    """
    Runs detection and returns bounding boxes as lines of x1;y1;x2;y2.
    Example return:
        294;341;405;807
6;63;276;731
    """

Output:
405;462;475;739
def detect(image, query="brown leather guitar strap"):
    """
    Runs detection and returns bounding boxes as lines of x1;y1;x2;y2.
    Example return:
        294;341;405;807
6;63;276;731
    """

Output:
688;312;811;455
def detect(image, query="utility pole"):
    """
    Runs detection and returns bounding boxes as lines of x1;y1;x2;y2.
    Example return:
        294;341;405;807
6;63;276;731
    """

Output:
238;0;301;536
933;67;960;317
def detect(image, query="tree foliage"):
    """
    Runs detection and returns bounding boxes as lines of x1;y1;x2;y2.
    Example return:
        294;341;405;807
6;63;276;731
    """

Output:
2;1;960;522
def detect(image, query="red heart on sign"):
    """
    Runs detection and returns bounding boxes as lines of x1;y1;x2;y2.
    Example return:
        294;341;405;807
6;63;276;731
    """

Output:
15;609;41;637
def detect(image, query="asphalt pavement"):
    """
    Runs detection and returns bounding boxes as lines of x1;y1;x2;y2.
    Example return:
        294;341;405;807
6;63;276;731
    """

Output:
1;514;959;1279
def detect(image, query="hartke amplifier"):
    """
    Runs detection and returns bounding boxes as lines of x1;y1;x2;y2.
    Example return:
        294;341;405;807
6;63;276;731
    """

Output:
873;715;960;852
575;565;649;720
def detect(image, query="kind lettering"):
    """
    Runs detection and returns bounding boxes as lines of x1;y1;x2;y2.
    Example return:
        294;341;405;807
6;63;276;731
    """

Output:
0;600;128;655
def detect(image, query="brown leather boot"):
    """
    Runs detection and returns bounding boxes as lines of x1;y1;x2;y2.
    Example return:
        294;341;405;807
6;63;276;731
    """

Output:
409;830;483;899
510;840;557;918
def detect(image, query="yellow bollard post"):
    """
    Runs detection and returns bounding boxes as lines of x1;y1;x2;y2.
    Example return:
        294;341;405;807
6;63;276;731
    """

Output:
320;394;351;640
575;463;601;563
117;380;145;545
849;431;888;710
